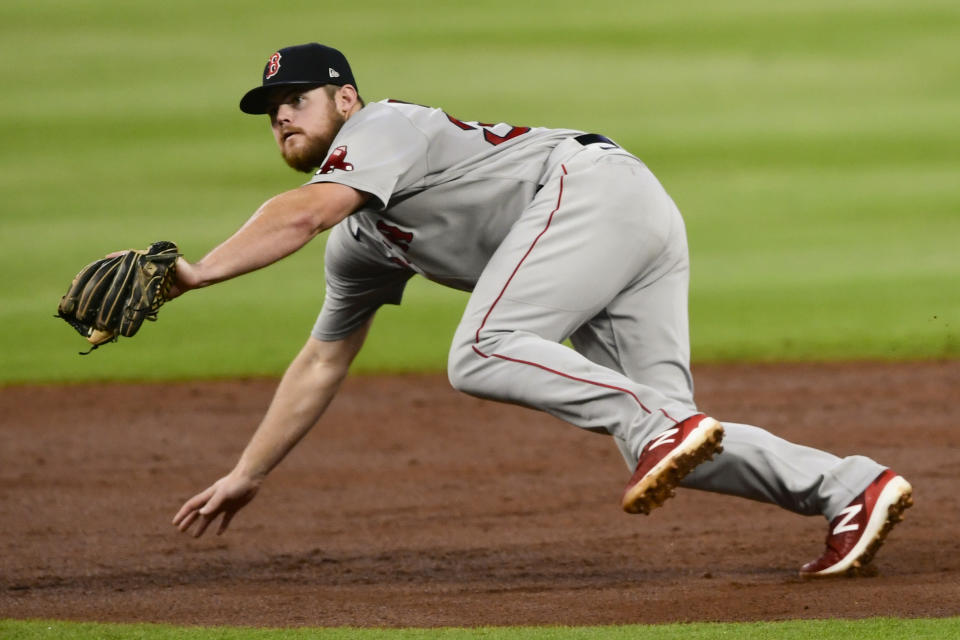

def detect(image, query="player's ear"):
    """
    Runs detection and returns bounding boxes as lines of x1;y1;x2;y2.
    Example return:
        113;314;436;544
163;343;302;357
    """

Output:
335;84;362;116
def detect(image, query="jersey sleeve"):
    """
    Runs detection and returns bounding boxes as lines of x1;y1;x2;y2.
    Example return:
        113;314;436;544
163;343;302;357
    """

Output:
311;221;414;341
308;104;428;210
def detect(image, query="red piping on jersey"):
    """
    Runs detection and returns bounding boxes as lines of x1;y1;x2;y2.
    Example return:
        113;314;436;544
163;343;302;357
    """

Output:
470;164;678;424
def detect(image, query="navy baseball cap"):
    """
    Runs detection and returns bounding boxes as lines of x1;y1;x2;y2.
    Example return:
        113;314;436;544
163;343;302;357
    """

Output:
239;43;357;114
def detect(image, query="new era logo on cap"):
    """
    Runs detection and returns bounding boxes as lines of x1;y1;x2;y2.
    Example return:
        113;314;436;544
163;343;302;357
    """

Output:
329;68;340;78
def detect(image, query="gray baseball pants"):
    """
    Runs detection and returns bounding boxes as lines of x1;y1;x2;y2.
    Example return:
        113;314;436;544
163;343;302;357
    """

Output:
447;138;884;521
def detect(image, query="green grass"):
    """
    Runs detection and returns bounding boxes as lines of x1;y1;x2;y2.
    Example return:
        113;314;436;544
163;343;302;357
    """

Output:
1;0;957;383
3;618;959;639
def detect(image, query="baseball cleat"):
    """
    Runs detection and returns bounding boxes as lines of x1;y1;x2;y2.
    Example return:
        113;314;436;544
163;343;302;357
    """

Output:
799;469;913;577
621;414;724;515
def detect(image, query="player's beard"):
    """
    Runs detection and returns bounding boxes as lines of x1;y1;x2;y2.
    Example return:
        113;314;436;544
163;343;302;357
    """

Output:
280;107;347;173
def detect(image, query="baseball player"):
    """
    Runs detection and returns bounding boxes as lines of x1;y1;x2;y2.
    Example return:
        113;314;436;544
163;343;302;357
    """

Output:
171;43;912;576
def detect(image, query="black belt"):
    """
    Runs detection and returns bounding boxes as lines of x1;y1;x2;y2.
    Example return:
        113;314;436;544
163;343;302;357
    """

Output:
574;133;618;147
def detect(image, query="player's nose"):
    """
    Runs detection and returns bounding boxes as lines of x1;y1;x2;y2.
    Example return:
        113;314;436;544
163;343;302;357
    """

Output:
274;103;294;124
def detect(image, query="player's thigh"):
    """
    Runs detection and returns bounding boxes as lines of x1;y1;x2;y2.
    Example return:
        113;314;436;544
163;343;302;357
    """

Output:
458;159;678;344
570;262;696;409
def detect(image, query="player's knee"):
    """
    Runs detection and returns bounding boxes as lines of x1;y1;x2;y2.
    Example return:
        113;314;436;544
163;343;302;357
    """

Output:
447;333;496;397
448;324;525;399
447;339;479;395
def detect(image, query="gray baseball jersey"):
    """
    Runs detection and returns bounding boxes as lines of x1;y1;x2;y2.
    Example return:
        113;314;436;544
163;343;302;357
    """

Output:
310;100;580;338
307;99;885;522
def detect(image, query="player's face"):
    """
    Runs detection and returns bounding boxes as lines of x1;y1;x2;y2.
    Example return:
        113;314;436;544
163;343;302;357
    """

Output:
268;86;346;173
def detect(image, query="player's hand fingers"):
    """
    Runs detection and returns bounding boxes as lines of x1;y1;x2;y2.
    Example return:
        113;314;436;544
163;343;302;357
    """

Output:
173;502;199;528
173;472;259;537
172;485;216;526
175;510;200;533
188;486;231;538
191;512;217;538
217;510;237;536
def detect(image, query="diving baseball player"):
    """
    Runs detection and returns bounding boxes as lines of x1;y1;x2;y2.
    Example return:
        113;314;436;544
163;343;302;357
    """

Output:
171;43;912;576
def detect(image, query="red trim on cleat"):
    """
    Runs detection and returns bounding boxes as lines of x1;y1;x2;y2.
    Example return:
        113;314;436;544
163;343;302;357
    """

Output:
621;414;724;515
800;469;913;577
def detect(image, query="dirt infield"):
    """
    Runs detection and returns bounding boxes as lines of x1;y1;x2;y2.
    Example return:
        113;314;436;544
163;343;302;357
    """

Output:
1;361;958;627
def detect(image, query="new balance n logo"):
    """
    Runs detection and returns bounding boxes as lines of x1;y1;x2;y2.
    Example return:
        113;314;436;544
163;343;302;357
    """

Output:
648;428;679;451
832;504;863;534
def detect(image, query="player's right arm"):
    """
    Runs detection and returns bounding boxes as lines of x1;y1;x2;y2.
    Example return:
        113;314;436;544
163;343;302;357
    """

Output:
171;317;372;538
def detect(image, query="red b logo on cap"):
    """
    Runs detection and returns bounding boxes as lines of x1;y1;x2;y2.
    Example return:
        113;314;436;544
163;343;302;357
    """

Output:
265;52;282;80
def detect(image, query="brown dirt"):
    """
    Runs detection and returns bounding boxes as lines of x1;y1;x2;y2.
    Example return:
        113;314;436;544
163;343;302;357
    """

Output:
1;361;958;628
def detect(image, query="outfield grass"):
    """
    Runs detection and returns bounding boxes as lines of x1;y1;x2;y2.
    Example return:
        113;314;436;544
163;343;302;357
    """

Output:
3;618;959;640
0;0;957;383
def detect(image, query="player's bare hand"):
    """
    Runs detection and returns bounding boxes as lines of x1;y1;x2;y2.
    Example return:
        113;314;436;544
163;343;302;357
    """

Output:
165;257;202;300
172;471;261;538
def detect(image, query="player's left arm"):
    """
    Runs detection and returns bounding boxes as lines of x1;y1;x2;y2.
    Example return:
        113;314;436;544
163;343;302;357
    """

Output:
168;182;366;298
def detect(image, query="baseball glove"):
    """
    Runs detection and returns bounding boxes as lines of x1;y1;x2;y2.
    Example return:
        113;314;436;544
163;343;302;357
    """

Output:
56;241;181;354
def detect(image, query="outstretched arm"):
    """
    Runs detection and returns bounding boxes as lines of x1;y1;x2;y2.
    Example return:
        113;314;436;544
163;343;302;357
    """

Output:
172;318;372;537
168;181;366;297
